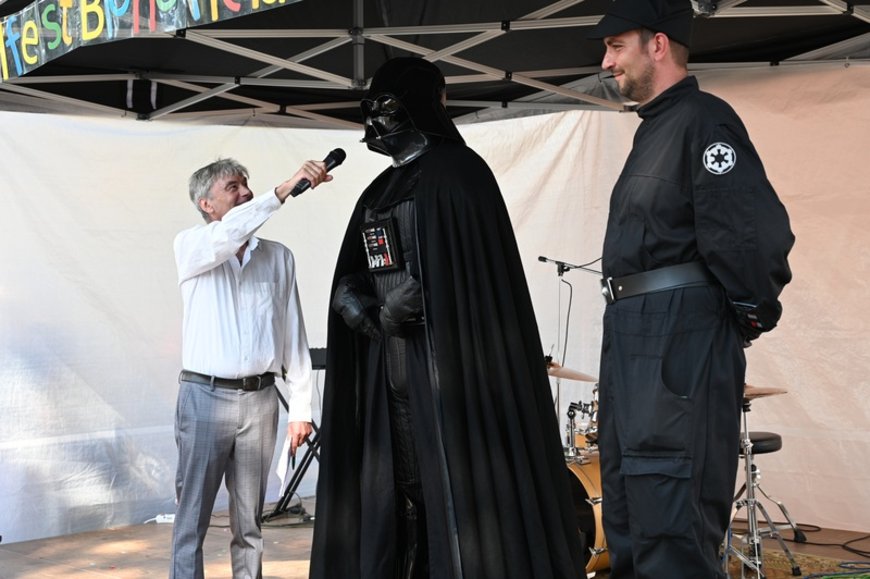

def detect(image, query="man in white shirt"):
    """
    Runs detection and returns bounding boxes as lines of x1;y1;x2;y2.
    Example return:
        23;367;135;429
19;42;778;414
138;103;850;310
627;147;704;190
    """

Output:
170;157;331;579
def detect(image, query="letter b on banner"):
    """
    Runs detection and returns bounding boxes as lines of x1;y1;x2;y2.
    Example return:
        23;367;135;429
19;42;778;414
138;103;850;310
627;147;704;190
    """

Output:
80;0;105;40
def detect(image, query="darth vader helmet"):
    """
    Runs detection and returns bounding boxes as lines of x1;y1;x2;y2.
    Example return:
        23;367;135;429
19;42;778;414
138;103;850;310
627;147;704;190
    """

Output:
361;57;464;167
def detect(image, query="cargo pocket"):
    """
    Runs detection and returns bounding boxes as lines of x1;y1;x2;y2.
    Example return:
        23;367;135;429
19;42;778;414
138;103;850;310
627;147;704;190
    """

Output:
619;354;693;453
621;455;693;539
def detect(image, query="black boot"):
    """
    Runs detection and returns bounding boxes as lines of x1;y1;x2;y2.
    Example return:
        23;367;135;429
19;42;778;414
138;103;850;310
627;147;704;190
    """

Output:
398;493;419;579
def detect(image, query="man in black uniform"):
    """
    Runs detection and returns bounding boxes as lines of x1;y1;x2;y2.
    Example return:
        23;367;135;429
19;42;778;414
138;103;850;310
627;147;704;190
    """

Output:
309;57;585;579
587;1;794;577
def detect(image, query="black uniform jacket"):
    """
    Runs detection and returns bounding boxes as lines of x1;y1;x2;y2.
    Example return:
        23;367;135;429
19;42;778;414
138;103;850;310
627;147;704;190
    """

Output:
603;76;794;331
310;141;584;579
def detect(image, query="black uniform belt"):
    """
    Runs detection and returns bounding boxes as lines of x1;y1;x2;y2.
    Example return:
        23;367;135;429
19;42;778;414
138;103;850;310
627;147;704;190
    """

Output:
179;370;275;391
601;262;717;305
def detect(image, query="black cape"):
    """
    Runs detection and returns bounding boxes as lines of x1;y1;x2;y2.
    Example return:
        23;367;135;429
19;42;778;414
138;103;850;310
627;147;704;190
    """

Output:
309;141;584;579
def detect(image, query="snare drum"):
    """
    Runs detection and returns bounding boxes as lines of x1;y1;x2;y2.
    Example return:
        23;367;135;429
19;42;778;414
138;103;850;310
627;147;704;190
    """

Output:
567;456;609;573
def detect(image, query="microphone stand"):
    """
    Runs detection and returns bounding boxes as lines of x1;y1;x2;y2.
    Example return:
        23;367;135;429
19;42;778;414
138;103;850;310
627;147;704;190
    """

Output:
538;255;601;443
537;255;601;278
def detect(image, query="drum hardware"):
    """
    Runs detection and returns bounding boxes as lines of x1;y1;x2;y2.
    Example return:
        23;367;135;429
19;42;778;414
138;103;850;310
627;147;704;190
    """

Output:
564;381;601;457
565;400;598;462
567;457;609;574
581;383;600;443
565;404;589;462
723;384;804;578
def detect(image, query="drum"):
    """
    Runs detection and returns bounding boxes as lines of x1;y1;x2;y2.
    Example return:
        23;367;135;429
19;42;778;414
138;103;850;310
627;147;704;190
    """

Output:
567;456;609;573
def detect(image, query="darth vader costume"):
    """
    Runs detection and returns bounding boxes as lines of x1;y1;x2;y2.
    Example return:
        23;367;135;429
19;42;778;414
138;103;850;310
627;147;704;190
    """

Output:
309;58;585;579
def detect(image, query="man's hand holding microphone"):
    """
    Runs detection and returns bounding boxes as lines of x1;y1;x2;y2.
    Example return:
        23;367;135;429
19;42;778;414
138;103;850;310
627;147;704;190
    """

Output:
275;148;346;203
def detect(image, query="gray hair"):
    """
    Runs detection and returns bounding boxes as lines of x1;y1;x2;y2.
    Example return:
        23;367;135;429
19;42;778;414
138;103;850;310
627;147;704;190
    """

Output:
188;158;249;222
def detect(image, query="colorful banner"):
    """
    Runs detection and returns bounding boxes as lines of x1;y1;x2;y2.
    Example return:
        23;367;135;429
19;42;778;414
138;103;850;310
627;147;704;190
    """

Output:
0;0;301;81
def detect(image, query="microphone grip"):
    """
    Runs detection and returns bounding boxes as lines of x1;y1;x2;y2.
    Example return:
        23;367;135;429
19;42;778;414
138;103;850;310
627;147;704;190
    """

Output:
289;177;316;198
290;148;346;197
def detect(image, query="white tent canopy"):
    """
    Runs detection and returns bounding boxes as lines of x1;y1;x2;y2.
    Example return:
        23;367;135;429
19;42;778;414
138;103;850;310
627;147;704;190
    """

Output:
1;61;868;546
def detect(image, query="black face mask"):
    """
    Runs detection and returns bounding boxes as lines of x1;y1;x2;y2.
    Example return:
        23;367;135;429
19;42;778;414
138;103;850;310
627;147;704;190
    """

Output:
361;93;435;167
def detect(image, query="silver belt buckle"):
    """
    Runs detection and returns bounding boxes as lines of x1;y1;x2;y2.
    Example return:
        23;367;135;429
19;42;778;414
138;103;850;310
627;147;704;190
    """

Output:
601;277;616;304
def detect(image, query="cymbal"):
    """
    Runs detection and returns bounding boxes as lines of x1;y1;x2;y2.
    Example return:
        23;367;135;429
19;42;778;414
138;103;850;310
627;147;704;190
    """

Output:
743;383;788;400
547;363;598;383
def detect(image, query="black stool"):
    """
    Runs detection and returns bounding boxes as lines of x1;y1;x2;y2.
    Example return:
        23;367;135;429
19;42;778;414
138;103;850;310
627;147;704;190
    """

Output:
724;400;806;578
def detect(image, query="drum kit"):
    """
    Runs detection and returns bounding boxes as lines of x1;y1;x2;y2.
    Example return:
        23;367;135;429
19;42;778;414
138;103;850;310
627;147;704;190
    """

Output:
537;257;797;576
547;361;609;575
549;366;793;577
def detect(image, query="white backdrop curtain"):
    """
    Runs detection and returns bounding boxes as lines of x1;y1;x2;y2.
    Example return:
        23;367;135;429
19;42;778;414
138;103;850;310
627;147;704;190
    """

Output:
1;61;867;544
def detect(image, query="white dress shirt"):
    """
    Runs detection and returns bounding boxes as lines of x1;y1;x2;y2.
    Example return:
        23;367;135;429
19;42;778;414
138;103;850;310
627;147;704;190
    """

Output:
174;191;312;422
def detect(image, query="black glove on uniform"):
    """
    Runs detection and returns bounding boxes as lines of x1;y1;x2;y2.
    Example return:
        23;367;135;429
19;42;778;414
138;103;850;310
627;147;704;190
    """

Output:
731;301;765;347
380;276;424;337
333;275;381;340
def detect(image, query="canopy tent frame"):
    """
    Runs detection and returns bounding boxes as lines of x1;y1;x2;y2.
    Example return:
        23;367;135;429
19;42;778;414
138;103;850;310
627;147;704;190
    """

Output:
1;0;869;127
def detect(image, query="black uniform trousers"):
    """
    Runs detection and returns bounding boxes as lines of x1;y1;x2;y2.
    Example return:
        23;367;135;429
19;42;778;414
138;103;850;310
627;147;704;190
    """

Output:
598;286;745;578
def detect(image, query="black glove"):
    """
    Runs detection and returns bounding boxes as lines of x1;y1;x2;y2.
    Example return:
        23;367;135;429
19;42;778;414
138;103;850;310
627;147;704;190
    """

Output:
332;275;381;340
380;277;424;337
739;325;762;348
731;301;764;347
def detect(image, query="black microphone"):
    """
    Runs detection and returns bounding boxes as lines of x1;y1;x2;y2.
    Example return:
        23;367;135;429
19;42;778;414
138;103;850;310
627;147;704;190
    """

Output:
539;255;573;269
290;148;346;197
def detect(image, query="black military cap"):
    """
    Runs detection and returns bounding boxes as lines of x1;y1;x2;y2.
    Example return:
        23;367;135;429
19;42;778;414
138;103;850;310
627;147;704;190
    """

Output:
587;0;694;47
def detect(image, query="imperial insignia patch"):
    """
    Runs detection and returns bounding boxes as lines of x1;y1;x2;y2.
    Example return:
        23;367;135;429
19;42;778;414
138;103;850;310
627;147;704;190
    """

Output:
703;142;737;175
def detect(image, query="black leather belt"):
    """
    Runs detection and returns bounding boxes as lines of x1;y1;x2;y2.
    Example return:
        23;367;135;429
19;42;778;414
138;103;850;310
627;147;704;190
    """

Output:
601;262;717;304
179;370;275;391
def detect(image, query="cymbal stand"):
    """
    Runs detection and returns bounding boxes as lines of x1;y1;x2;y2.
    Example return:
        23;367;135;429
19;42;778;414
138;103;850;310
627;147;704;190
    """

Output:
727;399;764;578
724;399;802;578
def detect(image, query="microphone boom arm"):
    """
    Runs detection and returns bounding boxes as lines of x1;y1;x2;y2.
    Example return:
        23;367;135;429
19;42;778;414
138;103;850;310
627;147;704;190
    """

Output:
538;255;601;277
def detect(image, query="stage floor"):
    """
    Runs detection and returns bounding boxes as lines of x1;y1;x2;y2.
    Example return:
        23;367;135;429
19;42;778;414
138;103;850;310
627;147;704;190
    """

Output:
0;498;867;578
0;500;316;579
